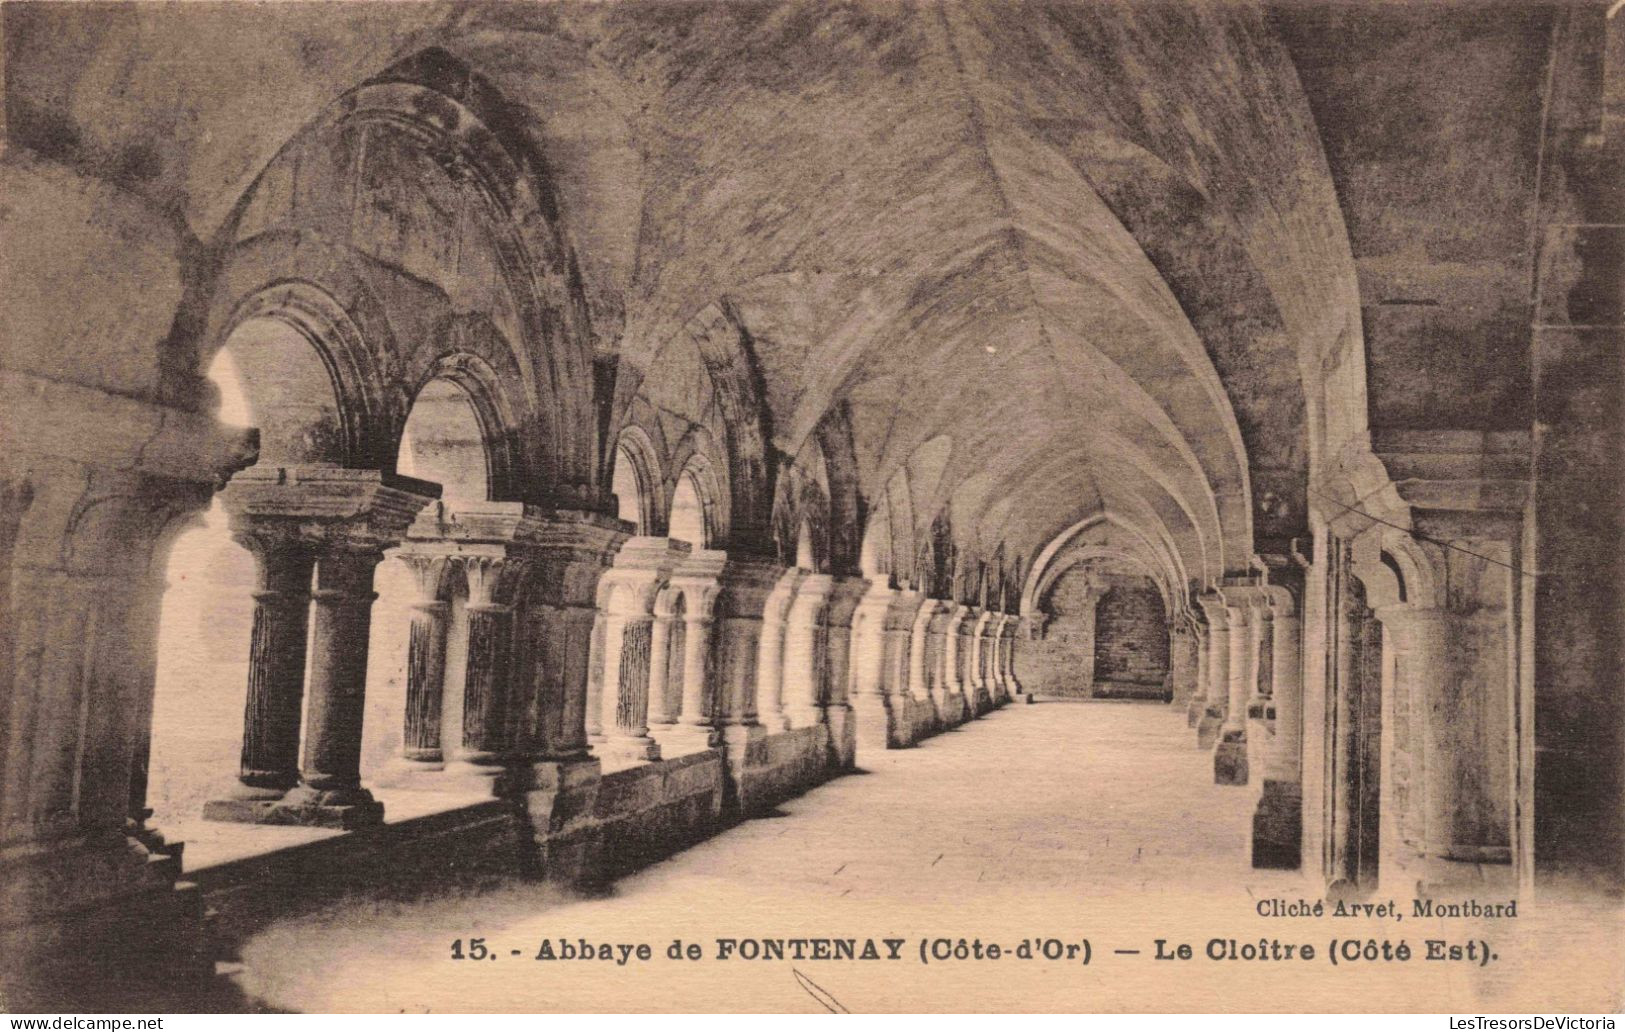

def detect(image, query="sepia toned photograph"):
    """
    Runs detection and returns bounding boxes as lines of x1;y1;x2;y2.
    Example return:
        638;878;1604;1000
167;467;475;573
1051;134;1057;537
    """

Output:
1;0;1621;1017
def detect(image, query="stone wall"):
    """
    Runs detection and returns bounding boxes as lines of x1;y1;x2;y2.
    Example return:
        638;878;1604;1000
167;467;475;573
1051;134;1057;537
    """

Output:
1092;581;1170;698
1025;569;1169;700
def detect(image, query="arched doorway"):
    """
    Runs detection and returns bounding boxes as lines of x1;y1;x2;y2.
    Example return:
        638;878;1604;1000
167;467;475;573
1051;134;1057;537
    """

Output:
146;316;348;827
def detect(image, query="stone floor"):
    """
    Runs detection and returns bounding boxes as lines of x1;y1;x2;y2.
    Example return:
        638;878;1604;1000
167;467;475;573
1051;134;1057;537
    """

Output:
219;701;1622;1013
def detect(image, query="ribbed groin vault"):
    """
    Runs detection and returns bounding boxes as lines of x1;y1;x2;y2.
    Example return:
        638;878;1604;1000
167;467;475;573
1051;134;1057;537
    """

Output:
1;0;1620;1009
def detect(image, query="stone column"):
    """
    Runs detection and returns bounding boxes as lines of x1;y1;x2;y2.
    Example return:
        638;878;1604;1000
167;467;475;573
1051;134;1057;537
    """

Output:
755;568;806;731
967;610;989;710
654;549;725;755
1387;595;1515;890
394;554;451;773
712;554;789;816
1195;593;1229;749
646;586;682;731
1187;618;1210;727
819;576;871;768
1005;616;1030;702
907;598;942;727
1254;583;1303;868
783;573;834;729
211;534;316;805
506;507;629;881
594;537;689;767
1214;585;1256;786
959;606;985;715
850;583;898;752
925;602;964;724
448;554;529;785
204;468;437;827
1244;592;1274;785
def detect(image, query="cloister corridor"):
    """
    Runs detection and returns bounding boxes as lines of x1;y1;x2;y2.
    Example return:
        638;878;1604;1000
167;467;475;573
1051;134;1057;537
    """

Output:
4;1;1622;1014
201;702;1610;1014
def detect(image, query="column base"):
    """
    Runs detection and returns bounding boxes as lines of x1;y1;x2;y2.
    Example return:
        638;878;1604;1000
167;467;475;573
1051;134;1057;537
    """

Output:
597;734;662;768
1251;779;1303;869
1186;696;1206;727
213;782;386;828
1196;706;1224;749
1213;732;1249;786
651;722;722;757
519;757;604;886
823;704;858;768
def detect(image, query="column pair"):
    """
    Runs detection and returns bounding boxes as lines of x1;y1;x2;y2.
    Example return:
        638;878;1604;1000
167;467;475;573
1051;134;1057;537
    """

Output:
590;537;691;767
205;467;437;828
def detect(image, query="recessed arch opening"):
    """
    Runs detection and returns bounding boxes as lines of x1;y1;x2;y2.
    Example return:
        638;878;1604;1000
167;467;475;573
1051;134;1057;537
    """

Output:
398;377;491;507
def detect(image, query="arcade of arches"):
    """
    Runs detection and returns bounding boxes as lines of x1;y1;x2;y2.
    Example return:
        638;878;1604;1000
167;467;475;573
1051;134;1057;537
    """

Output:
1;0;1621;1006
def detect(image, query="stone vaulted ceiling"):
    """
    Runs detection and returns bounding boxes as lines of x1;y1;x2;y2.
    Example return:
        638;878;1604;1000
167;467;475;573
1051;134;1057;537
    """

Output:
0;0;1560;604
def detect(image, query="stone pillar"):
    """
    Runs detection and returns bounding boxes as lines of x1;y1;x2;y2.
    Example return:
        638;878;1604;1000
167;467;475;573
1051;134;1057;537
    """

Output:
939;605;971;720
907;598;942;727
594;537;690;767
654;549;725;756
1323;432;1530;892
850;583;898;752
968;609;996;714
396;555;452;772
755;568;806;731
204;468;437;827
925;602;964;724
1167;616;1199;713
981;613;1005;705
507;507;629;881
216;535;316;802
1005;616;1030;702
0;369;256;989
1254;583;1303;869
447;553;529;786
1387;594;1516;891
819;577;871;768
1526;8;1623;894
783;573;834;729
1244;592;1274;785
1214;585;1256;786
882;590;924;733
1195;593;1229;749
280;545;388;825
712;554;789;815
1187;618;1210;727
646;587;682;731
